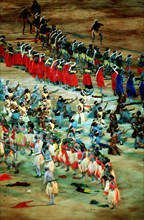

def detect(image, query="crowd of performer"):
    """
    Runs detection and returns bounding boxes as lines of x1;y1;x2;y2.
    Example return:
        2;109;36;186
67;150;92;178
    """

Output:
0;32;144;103
0;4;144;207
0;75;143;207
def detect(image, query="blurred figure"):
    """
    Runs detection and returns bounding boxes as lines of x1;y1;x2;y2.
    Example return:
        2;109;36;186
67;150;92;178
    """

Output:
108;175;120;209
43;165;58;205
134;130;144;149
91;19;104;42
139;73;144;111
137;54;144;75
31;0;41;15
19;7;32;35
126;71;137;103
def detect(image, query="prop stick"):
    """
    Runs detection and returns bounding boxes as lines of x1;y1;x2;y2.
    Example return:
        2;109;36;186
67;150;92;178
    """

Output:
49;89;60;95
124;101;142;106
103;98;118;103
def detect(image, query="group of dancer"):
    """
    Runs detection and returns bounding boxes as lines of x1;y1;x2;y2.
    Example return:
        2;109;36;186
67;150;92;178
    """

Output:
0;31;144;105
0;7;144;207
0;73;143;207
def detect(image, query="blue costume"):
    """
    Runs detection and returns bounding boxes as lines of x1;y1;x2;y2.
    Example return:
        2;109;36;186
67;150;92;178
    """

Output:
139;79;144;104
116;72;124;97
91;130;109;149
134;134;144;149
0;79;5;101
126;74;137;101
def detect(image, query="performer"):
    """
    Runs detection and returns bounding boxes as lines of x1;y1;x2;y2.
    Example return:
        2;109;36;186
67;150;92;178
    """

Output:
44;56;53;82
43;145;55;173
95;64;105;96
62;60;71;90
118;106;133;124
108;175;120;209
86;44;95;64
103;48;110;72
88;99;103;119
31;0;41;15
19;7;32;35
69;62;79;91
0;35;7;62
100;162;115;193
91;19;104;42
137;54;144;75
4;43;14;67
93;47;102;66
87;153;97;182
91;130;109;149
126;71;137;103
109;51;117;67
108;134;123;156
78;143;89;179
43;165;58;205
134;130;144;149
115;52;123;68
125;54;132;74
111;66;118;96
32;13;40;43
115;69;124;97
3;139;20;174
107;110;118;134
13;42;22;67
82;68;93;90
63;98;77;119
31;135;44;177
139;73;144;111
77;98;87;123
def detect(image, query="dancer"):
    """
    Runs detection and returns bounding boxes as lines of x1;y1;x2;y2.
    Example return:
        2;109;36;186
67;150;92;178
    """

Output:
95;64;105;96
126;71;137;103
19;7;32;35
115;69;124;97
108;175;120;209
43;165;58;205
125;54;132;74
31;135;44;177
139;73;144;111
31;0;41;15
134;130;144;149
91;19;104;42
111;66;118;96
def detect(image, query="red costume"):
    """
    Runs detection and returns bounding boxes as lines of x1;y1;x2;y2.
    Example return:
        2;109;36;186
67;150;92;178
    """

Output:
82;70;92;87
111;70;118;91
37;57;45;79
50;60;59;83
4;51;13;67
0;44;5;58
13;52;22;66
108;178;120;207
62;63;71;85
96;66;105;88
69;74;78;87
61;143;71;166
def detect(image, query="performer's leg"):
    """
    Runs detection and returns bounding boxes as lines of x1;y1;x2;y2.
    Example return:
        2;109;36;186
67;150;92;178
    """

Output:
27;20;32;34
35;164;41;177
49;193;54;205
23;20;26;35
92;30;95;42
